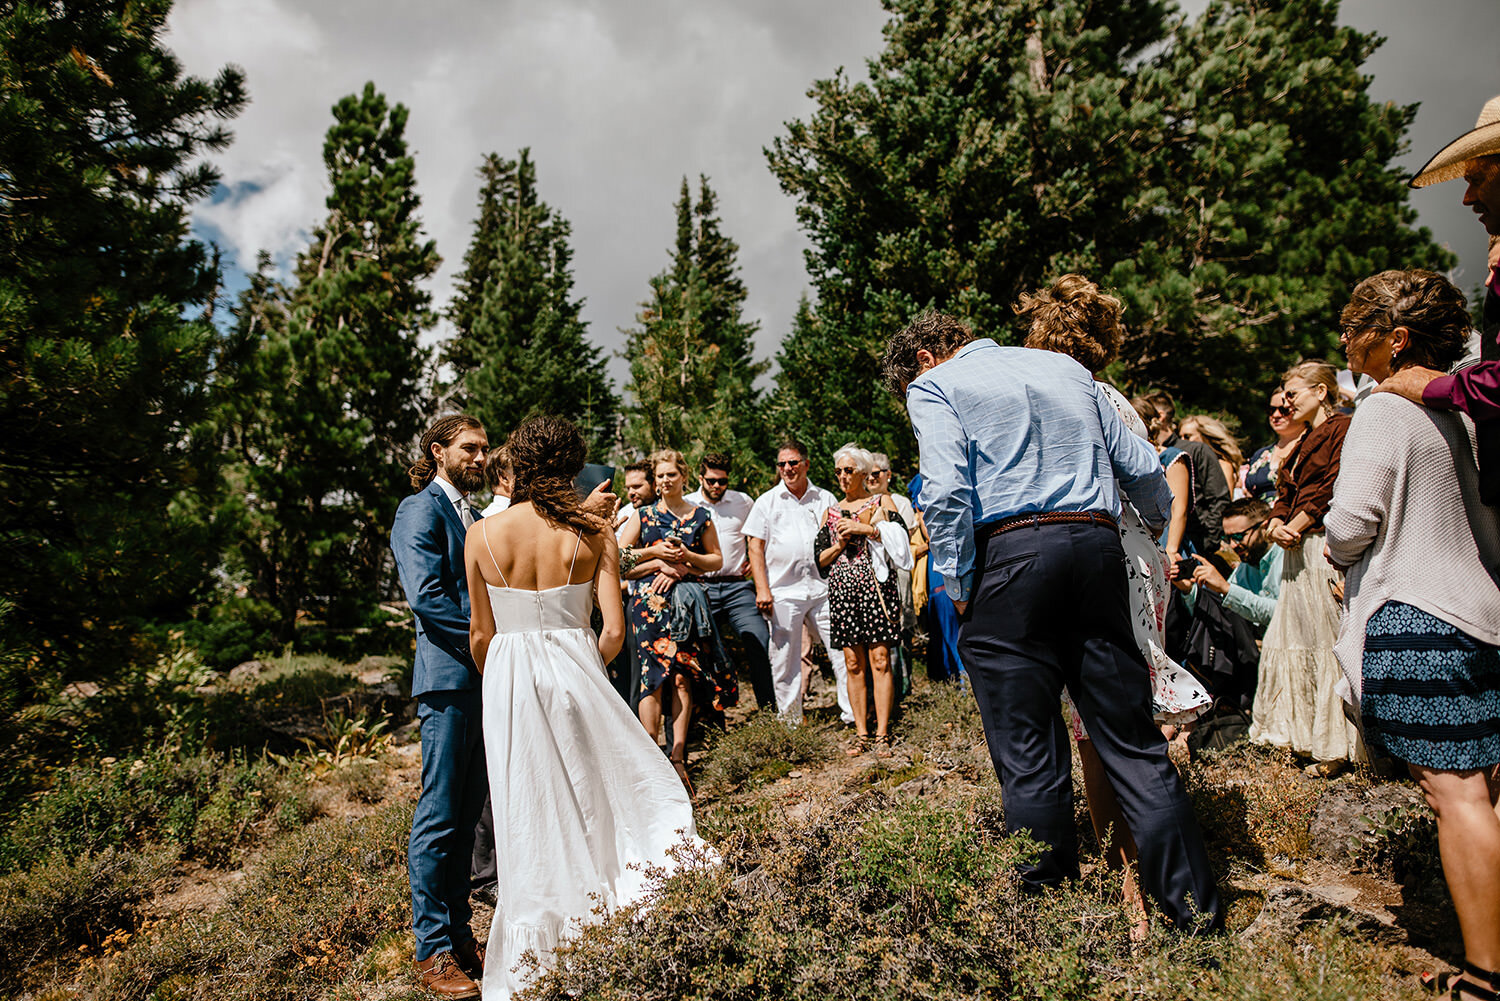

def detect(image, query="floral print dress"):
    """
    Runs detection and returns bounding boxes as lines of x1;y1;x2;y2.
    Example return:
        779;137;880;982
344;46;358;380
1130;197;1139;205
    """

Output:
815;496;903;649
628;502;736;711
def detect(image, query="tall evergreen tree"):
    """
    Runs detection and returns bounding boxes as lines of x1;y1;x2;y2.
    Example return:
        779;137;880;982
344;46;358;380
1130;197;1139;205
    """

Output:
443;150;618;454
623;177;768;484
0;0;246;667
224;84;438;640
766;0;1451;466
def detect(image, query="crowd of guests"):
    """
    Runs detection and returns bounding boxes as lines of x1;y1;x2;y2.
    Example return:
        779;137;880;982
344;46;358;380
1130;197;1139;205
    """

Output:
389;96;1500;1001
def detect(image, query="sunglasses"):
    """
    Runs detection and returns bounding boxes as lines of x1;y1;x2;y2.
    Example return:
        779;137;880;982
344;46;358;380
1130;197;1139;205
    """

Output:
1267;404;1293;416
776;459;804;468
701;476;728;485
835;465;862;475
1224;522;1266;544
870;468;891;475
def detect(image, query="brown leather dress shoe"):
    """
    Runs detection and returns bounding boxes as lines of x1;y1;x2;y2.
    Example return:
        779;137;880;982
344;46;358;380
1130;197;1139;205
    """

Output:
452;939;486;981
413;951;480;999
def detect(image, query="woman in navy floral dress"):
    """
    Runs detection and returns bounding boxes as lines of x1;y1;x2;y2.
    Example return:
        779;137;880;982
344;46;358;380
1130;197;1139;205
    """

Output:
617;449;731;795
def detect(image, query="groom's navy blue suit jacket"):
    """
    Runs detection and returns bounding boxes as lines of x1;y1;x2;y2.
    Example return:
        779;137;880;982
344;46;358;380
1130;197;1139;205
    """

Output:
391;480;478;696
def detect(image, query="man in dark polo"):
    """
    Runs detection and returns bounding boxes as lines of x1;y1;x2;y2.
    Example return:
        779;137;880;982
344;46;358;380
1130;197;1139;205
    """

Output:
881;311;1223;932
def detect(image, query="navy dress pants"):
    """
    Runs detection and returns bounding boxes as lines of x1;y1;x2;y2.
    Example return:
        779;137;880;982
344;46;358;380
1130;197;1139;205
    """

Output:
704;580;775;711
410;689;489;960
958;520;1223;932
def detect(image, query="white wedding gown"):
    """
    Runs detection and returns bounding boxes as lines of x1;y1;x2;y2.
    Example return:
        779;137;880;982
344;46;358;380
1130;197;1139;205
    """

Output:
479;537;704;1000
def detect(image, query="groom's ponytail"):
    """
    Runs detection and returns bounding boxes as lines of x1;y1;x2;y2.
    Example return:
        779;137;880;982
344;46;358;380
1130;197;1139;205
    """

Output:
410;414;484;492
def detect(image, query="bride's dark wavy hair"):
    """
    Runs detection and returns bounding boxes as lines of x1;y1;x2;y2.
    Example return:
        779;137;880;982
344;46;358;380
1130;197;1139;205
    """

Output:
507;415;601;535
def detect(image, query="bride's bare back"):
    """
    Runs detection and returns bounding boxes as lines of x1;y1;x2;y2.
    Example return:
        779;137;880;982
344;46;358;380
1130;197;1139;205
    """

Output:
472;502;610;590
463;501;624;667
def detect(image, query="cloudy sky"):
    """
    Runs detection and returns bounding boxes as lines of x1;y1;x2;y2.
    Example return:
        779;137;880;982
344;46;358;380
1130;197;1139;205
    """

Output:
164;0;1499;387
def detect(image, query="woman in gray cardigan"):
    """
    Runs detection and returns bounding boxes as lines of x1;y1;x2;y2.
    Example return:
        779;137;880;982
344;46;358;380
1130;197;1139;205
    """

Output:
1327;268;1500;1001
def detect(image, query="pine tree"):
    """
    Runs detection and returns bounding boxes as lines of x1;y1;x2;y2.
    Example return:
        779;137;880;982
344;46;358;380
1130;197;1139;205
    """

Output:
1105;0;1454;404
225;84;439;640
766;0;1452;460
623;177;768;485
0;0;246;666
443;150;618;455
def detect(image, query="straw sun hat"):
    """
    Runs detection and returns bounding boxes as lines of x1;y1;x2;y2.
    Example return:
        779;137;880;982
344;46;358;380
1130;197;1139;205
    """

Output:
1410;94;1500;188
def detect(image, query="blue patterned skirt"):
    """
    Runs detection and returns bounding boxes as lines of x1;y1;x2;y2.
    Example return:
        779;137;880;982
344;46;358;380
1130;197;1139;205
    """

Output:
1361;601;1500;771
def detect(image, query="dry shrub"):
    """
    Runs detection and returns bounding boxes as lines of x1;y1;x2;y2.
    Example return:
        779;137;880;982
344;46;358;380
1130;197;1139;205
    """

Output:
80;805;413;1001
521;791;1161;1001
1183;742;1321;863
0;845;177;993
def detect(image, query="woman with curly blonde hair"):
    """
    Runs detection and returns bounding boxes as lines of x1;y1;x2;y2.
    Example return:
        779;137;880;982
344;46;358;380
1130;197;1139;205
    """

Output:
1019;274;1210;938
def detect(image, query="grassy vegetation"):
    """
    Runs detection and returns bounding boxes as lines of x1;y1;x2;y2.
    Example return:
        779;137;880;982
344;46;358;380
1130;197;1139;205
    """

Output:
0;647;1453;1000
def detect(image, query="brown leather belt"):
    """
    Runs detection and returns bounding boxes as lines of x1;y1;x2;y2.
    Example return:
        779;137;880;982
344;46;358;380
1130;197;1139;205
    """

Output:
981;510;1118;539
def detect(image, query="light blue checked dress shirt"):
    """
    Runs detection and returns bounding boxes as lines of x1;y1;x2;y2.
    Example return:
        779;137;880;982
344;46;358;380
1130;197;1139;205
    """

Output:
907;338;1173;602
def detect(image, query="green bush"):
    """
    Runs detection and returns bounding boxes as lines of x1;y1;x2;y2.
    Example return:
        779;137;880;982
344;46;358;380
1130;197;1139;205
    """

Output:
0;747;312;873
695;710;834;797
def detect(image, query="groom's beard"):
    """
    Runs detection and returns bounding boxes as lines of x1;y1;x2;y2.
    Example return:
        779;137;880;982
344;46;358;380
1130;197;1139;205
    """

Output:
446;458;485;495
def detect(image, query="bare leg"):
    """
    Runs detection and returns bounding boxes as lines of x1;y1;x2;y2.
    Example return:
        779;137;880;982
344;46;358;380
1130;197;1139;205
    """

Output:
666;672;693;798
1078;738;1148;940
668;671;694;763
637;688;663;746
869;643;895;737
844;646;869;738
1413;763;1500;973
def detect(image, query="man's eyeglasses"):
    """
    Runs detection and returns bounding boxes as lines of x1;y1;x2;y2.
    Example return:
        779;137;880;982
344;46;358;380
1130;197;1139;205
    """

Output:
776;459;804;468
1267;404;1293;416
701;476;728;485
1224;522;1266;544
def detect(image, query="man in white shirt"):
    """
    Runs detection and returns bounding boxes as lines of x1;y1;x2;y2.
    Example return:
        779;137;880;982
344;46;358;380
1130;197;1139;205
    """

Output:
744;439;853;723
685;452;774;710
479;443;512;519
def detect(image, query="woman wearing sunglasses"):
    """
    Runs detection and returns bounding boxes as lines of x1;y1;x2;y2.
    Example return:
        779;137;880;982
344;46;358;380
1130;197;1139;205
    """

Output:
815;442;910;756
1327;269;1500;1001
1251;360;1360;772
1242;390;1308;503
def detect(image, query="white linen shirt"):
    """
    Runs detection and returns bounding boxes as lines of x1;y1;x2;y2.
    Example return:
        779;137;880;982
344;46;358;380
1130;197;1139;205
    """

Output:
433;473;474;526
685;488;754;579
743;480;837;600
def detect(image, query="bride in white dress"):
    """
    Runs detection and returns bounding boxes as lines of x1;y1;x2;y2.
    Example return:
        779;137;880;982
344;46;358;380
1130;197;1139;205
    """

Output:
464;416;705;1001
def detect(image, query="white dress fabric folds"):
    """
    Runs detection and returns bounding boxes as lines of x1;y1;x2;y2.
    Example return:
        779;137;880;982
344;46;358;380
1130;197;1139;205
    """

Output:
480;579;705;1000
1248;534;1362;763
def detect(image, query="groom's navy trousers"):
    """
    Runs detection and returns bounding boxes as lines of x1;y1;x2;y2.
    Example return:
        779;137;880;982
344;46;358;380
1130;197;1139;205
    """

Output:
392;481;491;961
958;519;1223;932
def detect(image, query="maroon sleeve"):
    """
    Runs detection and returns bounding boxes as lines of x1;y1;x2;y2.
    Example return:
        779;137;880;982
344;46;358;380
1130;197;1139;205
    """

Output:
1423;362;1500;421
1287;415;1350;528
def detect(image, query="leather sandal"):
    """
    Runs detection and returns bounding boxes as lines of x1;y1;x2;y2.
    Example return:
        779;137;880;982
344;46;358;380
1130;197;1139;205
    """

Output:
1423;961;1500;1001
874;733;894;758
847;734;873;756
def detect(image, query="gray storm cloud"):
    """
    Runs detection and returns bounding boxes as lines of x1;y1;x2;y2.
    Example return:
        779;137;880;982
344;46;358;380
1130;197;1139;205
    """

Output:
166;0;1497;385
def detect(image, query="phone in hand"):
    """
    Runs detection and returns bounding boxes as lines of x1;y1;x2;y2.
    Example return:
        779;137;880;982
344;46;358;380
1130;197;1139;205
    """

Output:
1172;558;1197;581
573;463;615;500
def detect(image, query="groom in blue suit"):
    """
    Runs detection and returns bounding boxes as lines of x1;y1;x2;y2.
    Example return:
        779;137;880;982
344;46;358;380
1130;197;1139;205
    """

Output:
391;414;490;998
